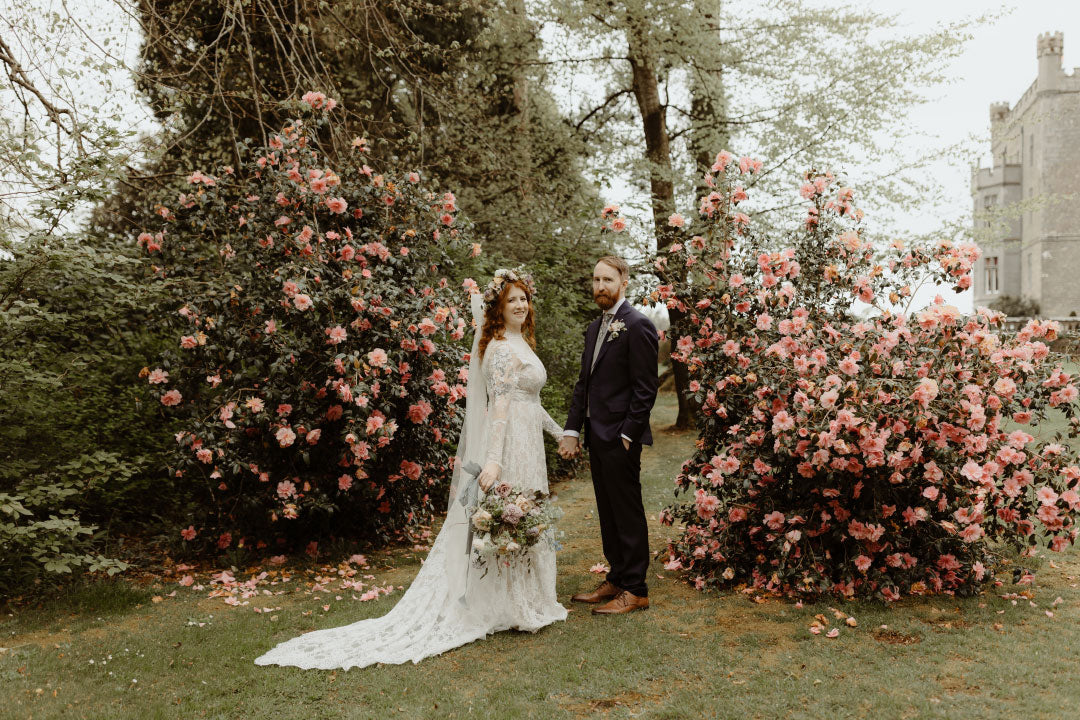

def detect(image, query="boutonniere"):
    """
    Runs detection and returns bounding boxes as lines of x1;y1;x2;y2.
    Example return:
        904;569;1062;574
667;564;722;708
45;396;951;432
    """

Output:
606;319;626;341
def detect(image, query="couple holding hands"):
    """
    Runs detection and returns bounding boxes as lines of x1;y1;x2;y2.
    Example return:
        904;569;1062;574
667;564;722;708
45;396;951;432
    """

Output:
257;255;659;670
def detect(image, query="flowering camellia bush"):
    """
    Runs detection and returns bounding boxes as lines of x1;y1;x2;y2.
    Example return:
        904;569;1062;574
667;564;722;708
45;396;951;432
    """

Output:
139;95;474;550
649;151;1080;601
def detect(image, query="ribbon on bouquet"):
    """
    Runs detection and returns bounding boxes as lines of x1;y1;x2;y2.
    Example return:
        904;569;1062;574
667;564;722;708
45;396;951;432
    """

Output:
457;460;484;554
456;460;484;604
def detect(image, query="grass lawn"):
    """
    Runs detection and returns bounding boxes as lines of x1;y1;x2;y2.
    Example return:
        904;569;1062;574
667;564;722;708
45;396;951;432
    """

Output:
3;392;1080;719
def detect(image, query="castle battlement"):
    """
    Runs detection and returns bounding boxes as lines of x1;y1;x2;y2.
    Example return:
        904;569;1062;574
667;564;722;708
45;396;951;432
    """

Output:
1038;31;1064;57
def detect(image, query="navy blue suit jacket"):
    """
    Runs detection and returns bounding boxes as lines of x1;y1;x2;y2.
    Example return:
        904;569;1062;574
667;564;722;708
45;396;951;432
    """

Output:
565;300;660;446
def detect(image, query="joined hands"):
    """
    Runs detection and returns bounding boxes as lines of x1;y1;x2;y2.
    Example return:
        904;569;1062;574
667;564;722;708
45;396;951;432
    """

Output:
558;435;581;460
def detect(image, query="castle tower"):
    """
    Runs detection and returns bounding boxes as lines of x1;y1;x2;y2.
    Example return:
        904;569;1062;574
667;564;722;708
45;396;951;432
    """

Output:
989;101;1010;148
1037;31;1064;92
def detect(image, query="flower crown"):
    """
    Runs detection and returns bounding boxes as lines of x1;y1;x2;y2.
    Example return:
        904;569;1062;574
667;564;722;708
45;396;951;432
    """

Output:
483;268;537;307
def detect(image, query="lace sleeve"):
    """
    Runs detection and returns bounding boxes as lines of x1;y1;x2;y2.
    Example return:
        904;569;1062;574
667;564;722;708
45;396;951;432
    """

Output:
483;341;516;469
541;406;562;439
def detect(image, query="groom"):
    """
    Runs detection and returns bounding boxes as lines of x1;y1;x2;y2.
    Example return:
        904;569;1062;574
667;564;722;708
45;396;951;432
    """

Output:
559;256;659;615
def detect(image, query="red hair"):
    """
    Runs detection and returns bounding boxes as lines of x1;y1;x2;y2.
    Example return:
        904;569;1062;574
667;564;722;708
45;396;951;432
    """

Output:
478;280;536;359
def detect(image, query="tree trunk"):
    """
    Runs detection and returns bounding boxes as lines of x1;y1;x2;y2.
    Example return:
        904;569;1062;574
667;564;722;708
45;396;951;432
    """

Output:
625;20;695;429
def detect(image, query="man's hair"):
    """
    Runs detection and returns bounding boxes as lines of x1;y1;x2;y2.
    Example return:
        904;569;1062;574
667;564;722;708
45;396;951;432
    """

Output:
597;255;629;279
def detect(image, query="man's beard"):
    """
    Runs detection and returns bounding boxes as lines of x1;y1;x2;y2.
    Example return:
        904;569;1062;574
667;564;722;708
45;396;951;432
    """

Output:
593;290;616;310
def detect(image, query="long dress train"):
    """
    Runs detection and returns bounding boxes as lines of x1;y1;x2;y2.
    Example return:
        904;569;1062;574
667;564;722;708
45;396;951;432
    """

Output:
254;332;566;669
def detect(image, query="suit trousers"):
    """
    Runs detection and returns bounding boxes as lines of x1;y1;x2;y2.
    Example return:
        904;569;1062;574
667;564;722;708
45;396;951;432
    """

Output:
589;436;649;597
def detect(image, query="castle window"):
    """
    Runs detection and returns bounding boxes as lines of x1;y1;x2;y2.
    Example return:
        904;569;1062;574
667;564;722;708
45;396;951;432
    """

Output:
983;194;997;209
1029;134;1035;164
985;257;1000;294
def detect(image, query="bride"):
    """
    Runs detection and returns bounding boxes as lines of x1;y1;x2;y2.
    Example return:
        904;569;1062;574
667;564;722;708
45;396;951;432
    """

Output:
255;269;567;670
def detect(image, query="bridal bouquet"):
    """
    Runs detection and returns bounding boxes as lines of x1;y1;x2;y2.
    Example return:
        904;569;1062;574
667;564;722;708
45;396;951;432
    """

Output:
469;483;562;571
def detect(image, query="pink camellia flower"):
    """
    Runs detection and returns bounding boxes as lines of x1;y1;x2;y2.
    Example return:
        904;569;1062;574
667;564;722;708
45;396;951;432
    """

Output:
179;575;194;587
763;510;785;530
275;427;297;447
181;525;197;541
245;397;264;413
921;486;939;501
417;318;438;336
960;524;984;542
854;555;872;572
326;325;347;344
695;489;721;518
366;412;386;435
368;348;388;367
993;376;1017;398
663;556;683;571
277;480;296;499
1037;486;1060;506
400;460;422;481
340;245;356;261
910;378;939;408
610;217;627;232
180;335;198;349
838;356;860;376
338;474;353;491
729;507;747;522
325;197;347;213
771;410;795;433
292;293;313;311
407;171;420;183
264;318;277;335
217;532;232;549
196;448;213;464
148;368;169;384
161;390;182;406
668;213;686;228
306;429;321;445
408;400;433;424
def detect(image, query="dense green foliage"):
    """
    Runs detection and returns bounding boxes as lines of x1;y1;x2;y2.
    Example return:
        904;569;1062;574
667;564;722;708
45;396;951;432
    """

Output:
0;233;170;591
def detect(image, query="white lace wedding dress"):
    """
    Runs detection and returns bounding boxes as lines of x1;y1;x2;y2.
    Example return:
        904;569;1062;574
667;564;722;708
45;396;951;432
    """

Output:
255;331;567;670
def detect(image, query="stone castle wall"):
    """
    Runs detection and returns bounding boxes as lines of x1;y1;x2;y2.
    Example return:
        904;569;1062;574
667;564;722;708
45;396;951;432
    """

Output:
972;32;1080;316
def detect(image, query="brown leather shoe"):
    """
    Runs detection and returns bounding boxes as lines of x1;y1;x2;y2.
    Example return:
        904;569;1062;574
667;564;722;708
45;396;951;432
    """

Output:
571;580;620;604
592;590;649;615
